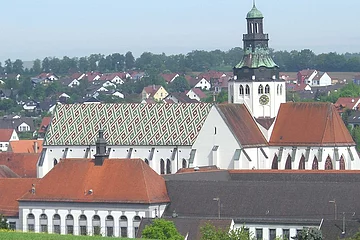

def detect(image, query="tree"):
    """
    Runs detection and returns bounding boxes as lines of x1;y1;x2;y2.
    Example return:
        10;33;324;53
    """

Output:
12;59;24;74
32;59;42;74
0;214;8;229
292;227;322;240
42;57;50;72
168;76;190;92
200;223;254;240
125;51;135;70
141;219;184;240
4;59;12;74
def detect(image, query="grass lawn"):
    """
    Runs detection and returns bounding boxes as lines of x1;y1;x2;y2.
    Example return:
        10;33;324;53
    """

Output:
0;231;133;240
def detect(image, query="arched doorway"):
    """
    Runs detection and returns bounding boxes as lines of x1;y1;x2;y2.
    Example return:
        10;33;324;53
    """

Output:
182;159;187;169
166;159;171;174
160;159;165;174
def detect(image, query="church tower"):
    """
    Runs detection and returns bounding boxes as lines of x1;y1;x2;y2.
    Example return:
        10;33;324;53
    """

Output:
228;1;285;119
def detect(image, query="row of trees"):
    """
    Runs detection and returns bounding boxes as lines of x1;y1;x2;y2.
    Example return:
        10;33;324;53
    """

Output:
1;49;360;76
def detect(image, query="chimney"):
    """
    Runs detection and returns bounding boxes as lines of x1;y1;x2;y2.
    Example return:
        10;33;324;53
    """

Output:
352;99;355;103
94;129;109;166
33;141;38;153
153;84;156;90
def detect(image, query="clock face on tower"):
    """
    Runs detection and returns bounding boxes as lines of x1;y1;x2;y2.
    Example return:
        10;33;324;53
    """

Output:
259;95;269;105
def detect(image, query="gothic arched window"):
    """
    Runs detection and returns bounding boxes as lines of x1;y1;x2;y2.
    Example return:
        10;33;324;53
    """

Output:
298;155;305;170
285;155;292;169
325;156;333;170
258;85;264;94
160;159;165;174
265;84;270;94
312;157;318;170
245;85;250;95
239;85;244;95
277;85;280;95
166;159;171;174
340;156;345;170
271;154;278;169
280;84;283;95
182;159;187;169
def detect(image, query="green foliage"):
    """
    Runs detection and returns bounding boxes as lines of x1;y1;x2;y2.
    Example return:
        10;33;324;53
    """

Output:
141;218;184;240
204;91;228;103
200;223;254;240
319;83;360;103
168;76;190;92
292;227;322;240
0;214;8;229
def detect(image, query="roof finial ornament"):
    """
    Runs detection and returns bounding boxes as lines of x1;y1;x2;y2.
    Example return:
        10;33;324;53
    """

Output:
253;0;256;7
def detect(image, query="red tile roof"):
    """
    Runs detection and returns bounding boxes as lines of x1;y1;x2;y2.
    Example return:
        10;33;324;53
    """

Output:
38;116;51;133
270;102;355;146
143;85;162;95
189;88;207;99
198;71;225;80
9;140;43;153
85;72;101;82
335;97;360;109
0;153;40;178
0;165;20;178
298;69;316;78
0;129;15;142
217;104;268;147
0;178;39;217
160;73;178;83
99;72;127;81
19;158;170;204
70;72;84;80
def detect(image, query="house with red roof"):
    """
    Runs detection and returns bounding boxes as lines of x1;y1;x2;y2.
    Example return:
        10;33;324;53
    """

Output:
0;129;18;151
185;88;207;102
160;73;179;83
38;116;51;139
36;72;59;81
141;85;168;101
188;76;211;90
70;72;85;81
99;72;129;85
335;97;360;113
0;152;39;177
85;72;102;82
297;69;331;86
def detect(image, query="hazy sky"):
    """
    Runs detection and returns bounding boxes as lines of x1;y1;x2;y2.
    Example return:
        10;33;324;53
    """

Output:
1;0;360;61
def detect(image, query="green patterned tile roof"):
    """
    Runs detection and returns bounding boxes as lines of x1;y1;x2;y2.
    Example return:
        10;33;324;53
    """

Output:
44;103;212;146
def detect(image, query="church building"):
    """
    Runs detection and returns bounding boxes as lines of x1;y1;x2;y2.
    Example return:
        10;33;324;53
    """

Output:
37;2;360;178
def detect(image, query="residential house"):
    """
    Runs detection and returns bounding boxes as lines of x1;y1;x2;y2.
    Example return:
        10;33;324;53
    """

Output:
141;85;168;101
59;77;80;88
22;100;38;112
335;97;360;114
0;73;21;81
164;93;199;103
188;77;211;90
0;89;18;100
185;88;207;102
0;129;18;151
297;69;331;86
111;91;125;99
0;152;40;177
9;140;43;154
38;117;51;139
99;72;129;85
160;73;179;84
353;75;360;85
347;111;360;129
93;79;116;88
37;73;59;81
286;83;312;92
85;72;102;82
129;71;145;81
70;72;85;81
0;117;35;133
37;100;58;114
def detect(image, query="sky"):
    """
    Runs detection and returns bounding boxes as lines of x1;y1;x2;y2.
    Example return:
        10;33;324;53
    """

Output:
1;0;360;61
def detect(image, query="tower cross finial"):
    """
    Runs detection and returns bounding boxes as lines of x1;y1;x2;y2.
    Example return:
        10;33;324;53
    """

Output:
253;0;256;7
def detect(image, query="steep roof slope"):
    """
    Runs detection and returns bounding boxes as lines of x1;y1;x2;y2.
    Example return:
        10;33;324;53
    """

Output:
0;165;20;178
0;153;39;178
217;104;268;147
0;178;39;217
44;103;212;146
19;158;170;204
9;140;43;153
0;129;14;141
270;102;354;146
